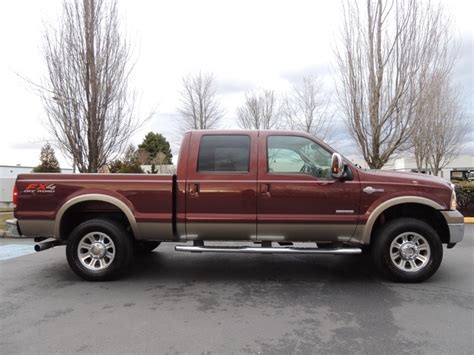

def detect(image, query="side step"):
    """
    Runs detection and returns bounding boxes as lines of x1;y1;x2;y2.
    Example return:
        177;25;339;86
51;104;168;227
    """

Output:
175;245;362;255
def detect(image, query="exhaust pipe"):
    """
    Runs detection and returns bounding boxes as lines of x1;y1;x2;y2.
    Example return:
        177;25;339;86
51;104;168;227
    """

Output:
34;240;63;252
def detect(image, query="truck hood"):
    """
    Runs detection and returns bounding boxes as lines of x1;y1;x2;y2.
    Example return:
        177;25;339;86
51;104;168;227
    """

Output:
359;169;454;190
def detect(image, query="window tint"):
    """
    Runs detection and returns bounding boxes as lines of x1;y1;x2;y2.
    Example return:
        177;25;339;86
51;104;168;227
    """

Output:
198;135;250;172
267;136;332;178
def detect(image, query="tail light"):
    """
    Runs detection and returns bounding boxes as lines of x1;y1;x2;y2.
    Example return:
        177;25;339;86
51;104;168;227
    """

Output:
13;184;18;209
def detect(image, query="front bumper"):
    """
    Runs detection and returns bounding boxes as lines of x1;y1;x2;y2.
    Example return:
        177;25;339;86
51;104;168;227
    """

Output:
440;210;465;243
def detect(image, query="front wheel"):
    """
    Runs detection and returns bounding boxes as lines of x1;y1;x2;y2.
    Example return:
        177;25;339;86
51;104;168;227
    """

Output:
66;218;133;281
372;218;443;283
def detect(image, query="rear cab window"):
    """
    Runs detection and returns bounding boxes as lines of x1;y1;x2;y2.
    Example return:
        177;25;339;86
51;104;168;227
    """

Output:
197;135;250;173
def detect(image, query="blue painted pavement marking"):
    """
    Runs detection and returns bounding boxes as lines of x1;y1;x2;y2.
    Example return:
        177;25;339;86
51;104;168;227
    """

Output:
0;244;36;261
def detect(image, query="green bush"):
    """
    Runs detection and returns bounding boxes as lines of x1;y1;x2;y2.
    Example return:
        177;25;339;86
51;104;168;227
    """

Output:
455;181;474;216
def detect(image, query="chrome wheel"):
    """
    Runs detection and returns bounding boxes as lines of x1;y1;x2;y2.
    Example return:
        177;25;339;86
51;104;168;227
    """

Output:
390;232;431;272
77;232;116;271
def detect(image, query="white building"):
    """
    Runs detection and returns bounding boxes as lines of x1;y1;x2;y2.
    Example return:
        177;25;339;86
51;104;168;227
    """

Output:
383;155;474;180
0;165;73;208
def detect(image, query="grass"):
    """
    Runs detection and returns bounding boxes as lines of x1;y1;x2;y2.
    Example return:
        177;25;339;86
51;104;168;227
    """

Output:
0;212;13;231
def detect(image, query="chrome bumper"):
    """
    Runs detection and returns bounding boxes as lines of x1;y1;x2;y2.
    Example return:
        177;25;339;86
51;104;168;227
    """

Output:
440;210;465;243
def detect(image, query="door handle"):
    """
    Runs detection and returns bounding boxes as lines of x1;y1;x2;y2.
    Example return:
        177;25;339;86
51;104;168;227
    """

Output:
260;183;271;197
188;183;199;197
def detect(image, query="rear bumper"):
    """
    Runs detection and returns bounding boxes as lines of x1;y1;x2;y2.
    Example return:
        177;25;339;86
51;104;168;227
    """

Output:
440;210;465;243
4;218;23;238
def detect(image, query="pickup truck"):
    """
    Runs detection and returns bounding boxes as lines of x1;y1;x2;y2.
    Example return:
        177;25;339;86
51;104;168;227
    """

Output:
13;130;464;282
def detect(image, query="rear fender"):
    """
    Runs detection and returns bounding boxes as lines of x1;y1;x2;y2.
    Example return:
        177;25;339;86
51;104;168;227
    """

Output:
54;193;138;238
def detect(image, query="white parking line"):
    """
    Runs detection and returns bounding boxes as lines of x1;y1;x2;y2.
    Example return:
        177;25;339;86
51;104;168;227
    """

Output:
0;244;35;261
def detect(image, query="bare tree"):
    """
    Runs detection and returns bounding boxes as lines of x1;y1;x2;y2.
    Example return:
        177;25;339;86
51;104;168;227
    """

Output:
411;96;432;173
426;74;467;176
280;75;333;140
335;0;452;169
237;89;279;130
280;93;299;130
41;0;139;173
178;72;224;130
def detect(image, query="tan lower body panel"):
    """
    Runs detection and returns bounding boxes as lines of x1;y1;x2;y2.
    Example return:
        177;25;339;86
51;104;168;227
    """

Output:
18;219;362;244
18;220;55;237
184;222;256;241
350;224;368;245
135;222;174;241
257;223;357;242
183;222;357;243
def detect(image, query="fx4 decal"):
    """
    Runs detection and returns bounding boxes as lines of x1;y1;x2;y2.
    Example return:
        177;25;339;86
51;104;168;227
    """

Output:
23;183;57;193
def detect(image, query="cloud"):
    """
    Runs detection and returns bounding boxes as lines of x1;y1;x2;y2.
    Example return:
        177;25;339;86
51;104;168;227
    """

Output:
453;34;473;111
10;141;44;150
279;63;332;86
217;78;256;95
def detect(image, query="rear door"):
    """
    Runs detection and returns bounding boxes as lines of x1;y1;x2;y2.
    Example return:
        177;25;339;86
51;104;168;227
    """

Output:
257;132;359;242
185;132;258;240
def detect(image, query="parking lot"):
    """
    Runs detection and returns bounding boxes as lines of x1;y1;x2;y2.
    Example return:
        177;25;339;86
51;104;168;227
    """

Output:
1;226;473;354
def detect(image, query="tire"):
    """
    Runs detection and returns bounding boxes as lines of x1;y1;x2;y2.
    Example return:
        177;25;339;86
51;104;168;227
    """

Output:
134;241;161;254
66;218;133;281
371;218;443;283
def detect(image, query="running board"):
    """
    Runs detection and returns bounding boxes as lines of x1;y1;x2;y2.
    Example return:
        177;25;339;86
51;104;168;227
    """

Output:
175;245;362;255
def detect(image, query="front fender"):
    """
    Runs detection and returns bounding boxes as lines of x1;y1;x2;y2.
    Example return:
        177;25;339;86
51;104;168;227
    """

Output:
353;196;444;244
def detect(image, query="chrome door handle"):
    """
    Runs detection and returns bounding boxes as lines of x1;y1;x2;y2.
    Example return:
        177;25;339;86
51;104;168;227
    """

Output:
363;186;384;194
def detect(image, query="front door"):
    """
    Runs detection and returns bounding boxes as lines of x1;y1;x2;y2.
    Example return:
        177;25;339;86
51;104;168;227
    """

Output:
257;132;360;242
185;132;258;240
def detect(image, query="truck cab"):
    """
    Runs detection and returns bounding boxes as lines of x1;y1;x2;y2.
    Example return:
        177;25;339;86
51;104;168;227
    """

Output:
177;130;359;243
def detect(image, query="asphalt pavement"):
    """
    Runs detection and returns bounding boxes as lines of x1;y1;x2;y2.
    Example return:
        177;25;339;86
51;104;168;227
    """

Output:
1;226;473;354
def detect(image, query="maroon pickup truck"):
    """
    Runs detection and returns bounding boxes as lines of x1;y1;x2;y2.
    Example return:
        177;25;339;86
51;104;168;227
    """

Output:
13;130;464;282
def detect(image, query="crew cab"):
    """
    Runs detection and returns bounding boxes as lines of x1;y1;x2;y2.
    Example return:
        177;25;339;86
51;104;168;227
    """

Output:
13;130;464;282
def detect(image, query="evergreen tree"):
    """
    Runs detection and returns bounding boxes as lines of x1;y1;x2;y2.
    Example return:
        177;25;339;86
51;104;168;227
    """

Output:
33;143;61;173
109;144;143;173
108;160;124;173
138;132;173;165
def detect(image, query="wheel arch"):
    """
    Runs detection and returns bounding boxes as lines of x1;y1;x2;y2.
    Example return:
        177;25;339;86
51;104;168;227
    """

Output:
55;194;138;239
359;196;448;244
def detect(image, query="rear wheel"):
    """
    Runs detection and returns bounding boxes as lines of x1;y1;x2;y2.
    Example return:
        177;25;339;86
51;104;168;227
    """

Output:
66;218;133;281
372;218;443;283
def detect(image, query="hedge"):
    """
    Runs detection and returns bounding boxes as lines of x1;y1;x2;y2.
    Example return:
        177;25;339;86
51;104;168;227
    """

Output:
455;181;474;216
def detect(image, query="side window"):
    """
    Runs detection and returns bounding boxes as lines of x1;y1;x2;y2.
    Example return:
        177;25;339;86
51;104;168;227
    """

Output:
198;135;250;172
267;136;332;179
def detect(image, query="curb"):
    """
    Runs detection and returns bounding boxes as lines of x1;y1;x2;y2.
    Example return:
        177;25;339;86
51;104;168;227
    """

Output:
0;230;17;238
465;217;474;224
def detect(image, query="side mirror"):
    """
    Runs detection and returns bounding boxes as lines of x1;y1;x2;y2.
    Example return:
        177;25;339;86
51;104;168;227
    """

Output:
331;153;344;179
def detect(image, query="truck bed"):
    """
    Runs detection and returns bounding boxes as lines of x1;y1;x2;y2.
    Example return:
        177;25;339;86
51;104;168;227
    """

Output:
15;173;175;240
